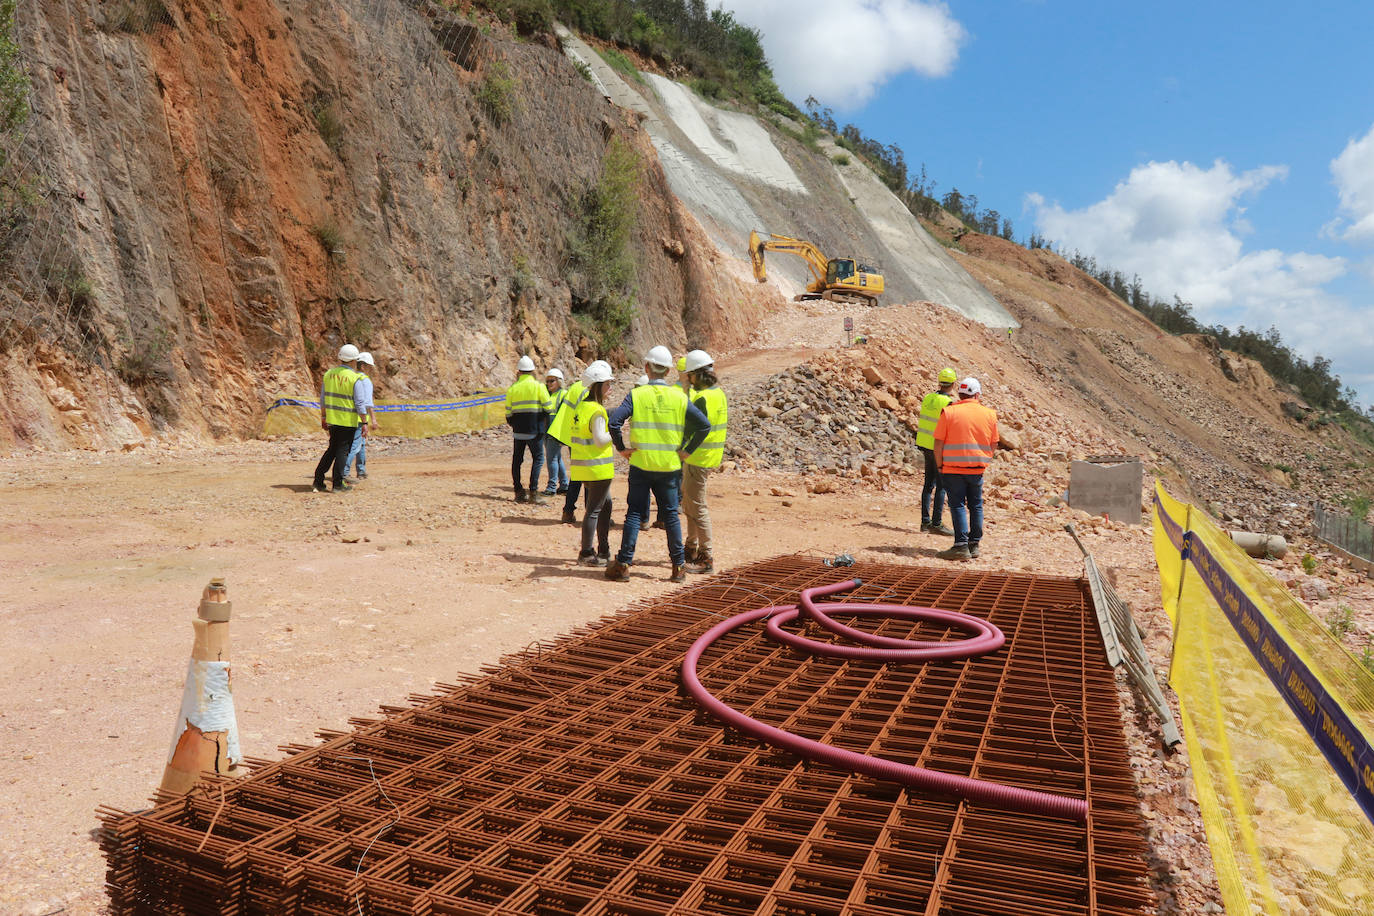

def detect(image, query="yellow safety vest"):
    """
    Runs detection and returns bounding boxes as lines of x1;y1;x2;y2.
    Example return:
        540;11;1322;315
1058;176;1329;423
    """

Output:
568;399;614;481
549;380;586;445
629;383;687;472
915;389;953;449
504;374;549;440
322;365;362;427
686;386;728;469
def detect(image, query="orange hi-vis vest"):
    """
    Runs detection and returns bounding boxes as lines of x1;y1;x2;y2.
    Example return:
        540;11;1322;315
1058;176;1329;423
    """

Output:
934;398;998;474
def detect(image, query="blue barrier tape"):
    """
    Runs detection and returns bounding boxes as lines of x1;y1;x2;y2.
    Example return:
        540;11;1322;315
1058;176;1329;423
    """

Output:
1186;534;1374;825
1154;490;1185;552
267;394;504;413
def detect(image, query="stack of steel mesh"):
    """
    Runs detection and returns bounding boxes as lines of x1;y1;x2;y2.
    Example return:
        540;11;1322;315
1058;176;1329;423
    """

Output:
100;557;1157;915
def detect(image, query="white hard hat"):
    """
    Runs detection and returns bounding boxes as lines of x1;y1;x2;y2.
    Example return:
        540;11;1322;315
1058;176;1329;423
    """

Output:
645;345;673;369
684;349;713;372
583;360;614;385
546;367;564;380
517;355;536;373
959;377;981;397
338;343;360;362
357;352;374;367
636;374;650;387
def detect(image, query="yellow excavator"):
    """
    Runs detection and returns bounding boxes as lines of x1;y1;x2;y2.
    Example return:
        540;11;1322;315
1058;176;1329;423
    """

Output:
749;230;885;305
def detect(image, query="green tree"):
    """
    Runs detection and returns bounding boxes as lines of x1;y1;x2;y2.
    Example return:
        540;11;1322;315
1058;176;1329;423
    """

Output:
568;136;641;350
0;0;29;139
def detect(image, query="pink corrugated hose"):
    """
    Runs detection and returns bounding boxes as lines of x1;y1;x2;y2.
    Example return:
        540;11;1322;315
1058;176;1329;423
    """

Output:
681;579;1089;822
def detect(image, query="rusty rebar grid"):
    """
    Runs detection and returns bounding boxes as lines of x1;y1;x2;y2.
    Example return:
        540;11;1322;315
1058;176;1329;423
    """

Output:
99;556;1156;915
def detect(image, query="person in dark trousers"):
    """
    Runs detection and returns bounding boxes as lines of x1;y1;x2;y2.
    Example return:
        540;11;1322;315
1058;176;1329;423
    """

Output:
915;367;958;536
934;377;998;560
604;346;710;584
504;354;553;503
566;360;618;566
313;344;369;493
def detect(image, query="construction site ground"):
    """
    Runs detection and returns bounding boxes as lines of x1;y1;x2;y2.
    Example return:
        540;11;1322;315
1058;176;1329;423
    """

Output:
6;296;1374;916
3;435;1204;916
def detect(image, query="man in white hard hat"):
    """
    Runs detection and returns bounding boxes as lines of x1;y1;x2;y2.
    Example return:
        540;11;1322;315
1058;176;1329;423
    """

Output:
680;349;727;574
344;352;378;481
504;354;554;503
313;344;370;493
541;368;570;497
604;345;711;583
933;377;998;560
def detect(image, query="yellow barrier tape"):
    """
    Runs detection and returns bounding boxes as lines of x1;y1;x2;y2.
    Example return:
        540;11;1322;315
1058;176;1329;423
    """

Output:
1152;481;1374;914
262;394;507;439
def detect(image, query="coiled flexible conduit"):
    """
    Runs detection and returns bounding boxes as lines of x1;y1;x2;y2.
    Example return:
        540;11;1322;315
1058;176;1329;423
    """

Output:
681;579;1089;822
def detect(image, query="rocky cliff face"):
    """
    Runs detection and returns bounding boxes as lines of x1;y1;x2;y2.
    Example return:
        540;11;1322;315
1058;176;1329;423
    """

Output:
0;0;771;452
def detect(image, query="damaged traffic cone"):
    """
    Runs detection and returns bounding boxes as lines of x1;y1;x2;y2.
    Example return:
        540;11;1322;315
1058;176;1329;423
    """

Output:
158;578;244;797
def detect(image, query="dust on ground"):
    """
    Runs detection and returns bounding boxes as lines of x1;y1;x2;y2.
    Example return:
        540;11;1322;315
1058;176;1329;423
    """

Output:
3;425;1217;916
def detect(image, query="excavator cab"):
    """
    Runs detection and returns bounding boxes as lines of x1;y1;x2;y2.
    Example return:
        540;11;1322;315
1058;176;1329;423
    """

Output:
826;259;856;284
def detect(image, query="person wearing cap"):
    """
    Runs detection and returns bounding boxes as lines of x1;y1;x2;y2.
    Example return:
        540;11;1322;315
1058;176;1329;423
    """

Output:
548;371;589;524
313;344;370;493
567;360;618;566
933;377;998;561
675;355;691;393
681;349;727;574
344;352;378;481
504;354;554;503
604;345;710;583
541;368;571;497
915;367;957;536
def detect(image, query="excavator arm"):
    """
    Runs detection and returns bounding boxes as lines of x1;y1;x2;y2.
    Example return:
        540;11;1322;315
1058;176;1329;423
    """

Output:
749;230;830;288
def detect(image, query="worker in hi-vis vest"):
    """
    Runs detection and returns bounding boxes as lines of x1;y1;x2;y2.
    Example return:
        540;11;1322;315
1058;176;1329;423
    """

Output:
566;360;617;566
604;346;710;583
313;343;369;494
504;355;554;504
915;367;958;537
548;372;588;525
933;377;998;561
680;349;728;575
541;368;570;498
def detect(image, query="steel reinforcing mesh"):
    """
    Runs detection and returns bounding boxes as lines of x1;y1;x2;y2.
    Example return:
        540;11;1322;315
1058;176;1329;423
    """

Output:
99;556;1156;915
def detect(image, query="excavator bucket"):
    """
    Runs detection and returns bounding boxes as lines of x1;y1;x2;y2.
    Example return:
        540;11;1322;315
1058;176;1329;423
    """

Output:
748;230;767;283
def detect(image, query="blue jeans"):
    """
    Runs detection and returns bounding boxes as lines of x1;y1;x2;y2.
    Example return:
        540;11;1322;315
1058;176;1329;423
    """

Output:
943;473;983;546
543;436;569;492
345;426;366;477
616;466;684;566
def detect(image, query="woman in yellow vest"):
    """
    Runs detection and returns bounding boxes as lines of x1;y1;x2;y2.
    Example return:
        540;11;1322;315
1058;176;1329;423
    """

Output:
568;361;618;566
681;349;727;574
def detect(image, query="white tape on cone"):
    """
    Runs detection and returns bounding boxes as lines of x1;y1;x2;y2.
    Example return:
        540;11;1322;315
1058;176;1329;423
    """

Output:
166;659;242;767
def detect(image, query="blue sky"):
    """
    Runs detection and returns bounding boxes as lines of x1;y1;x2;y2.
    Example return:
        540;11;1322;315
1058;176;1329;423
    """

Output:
724;0;1374;406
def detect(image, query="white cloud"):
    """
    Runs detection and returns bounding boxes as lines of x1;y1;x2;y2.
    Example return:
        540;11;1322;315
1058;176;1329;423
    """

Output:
726;0;966;108
1028;160;1374;404
1331;122;1374;241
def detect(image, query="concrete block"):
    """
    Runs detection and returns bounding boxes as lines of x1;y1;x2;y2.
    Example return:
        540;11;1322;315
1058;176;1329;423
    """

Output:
1069;457;1143;525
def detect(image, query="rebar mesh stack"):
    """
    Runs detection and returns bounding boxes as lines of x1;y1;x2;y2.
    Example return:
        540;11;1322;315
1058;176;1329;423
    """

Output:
100;556;1157;915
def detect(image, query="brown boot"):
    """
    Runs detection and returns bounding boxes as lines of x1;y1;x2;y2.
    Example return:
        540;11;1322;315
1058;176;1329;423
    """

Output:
669;564;687;583
605;560;630;582
562;509;578;525
683;545;699;565
687;551;713;574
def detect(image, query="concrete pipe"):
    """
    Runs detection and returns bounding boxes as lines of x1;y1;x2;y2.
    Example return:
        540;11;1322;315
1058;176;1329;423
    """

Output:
1229;530;1289;559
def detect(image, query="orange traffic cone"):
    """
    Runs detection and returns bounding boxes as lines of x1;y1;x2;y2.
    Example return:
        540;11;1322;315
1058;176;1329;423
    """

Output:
158;578;244;797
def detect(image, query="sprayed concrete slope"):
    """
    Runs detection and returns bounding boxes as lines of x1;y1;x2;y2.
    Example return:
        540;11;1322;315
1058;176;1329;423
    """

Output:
821;140;1015;327
556;25;1015;326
